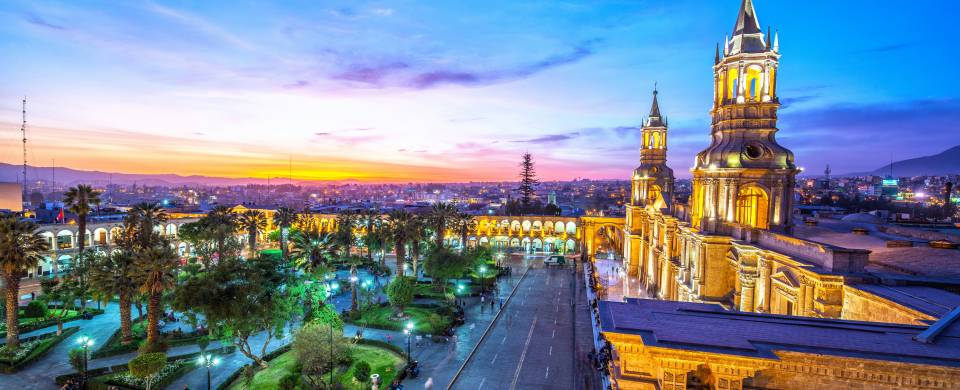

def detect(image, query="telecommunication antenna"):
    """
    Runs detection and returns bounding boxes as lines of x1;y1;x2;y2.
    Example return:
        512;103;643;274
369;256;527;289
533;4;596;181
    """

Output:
20;97;28;196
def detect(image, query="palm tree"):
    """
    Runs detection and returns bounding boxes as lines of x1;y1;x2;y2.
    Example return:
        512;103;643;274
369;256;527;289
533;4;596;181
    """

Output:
455;213;476;251
63;185;101;279
409;215;426;276
204;206;237;261
335;211;359;258
89;250;137;345
360;209;382;263
290;228;337;275
0;216;49;348
272;207;297;261
237;210;266;257
134;243;179;351
386;210;414;276
428;202;458;248
126;203;168;249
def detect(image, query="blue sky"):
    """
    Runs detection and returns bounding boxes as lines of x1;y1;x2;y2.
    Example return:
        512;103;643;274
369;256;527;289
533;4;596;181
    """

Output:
1;0;958;182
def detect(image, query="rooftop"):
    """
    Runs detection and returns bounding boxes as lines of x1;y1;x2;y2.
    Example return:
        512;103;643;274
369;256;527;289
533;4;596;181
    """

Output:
599;298;960;367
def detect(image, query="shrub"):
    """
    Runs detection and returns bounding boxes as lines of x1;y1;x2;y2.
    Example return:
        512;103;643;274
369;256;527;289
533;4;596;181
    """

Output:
137;339;168;354
68;348;85;373
354;361;371;383
279;372;299;390
23;301;47;318
128;352;166;390
386;277;414;312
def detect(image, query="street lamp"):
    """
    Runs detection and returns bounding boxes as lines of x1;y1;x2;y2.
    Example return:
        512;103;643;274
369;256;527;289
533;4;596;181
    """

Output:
479;266;488;293
76;335;94;381
197;353;221;390
403;321;415;360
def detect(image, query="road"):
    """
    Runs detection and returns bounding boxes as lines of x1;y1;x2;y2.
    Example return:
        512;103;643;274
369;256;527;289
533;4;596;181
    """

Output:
450;260;580;390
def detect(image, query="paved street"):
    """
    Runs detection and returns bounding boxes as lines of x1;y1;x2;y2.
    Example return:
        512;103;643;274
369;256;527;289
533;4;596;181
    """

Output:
450;260;582;390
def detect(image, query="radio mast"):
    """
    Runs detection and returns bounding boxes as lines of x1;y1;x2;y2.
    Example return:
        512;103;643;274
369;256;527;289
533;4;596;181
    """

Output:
20;97;28;198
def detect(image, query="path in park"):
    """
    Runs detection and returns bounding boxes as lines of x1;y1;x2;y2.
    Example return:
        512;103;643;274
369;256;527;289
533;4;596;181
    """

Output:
449;261;585;390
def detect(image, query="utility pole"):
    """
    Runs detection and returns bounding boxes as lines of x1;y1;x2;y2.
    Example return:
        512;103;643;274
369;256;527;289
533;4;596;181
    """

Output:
20;97;28;199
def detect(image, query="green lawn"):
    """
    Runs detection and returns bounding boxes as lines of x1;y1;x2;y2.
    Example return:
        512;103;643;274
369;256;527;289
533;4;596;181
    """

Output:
227;350;299;390
354;305;452;334
0;309;96;333
227;344;403;390
337;344;404;390
92;317;203;358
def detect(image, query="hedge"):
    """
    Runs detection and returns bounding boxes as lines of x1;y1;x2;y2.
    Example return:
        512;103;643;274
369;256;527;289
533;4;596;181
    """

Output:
92;316;204;359
0;326;80;373
55;345;236;389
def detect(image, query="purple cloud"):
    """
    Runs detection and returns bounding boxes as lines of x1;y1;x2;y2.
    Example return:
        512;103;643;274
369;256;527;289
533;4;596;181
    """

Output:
332;62;410;84
23;13;66;31
513;132;581;143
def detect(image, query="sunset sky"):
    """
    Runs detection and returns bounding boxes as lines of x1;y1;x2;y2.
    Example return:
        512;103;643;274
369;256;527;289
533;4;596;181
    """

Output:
1;1;959;183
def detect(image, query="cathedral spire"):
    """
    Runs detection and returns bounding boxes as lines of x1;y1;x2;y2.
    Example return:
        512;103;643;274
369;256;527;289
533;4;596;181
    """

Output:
646;87;664;127
715;43;720;64
733;0;762;36
726;0;767;55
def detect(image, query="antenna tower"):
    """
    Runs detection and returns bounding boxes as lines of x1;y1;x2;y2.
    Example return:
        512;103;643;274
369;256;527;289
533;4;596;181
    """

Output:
20;97;28;196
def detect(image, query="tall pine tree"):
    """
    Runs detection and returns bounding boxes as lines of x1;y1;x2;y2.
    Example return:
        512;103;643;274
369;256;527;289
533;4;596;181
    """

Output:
517;152;539;212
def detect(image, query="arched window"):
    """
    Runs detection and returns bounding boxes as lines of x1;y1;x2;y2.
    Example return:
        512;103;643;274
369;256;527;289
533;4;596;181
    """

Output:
735;185;770;229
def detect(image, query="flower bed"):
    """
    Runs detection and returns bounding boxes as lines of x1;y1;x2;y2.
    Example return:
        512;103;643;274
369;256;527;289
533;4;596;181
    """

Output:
92;317;204;358
98;358;191;390
350;304;454;334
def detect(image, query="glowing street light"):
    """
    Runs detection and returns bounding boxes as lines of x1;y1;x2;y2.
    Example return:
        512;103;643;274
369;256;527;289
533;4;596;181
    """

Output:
403;321;415;359
76;335;95;381
479;266;488;293
198;353;221;390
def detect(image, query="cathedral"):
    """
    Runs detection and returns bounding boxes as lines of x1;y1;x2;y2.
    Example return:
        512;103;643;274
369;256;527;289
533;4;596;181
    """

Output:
605;1;960;388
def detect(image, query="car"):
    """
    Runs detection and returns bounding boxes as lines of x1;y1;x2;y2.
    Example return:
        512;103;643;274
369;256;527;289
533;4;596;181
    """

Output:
544;255;566;267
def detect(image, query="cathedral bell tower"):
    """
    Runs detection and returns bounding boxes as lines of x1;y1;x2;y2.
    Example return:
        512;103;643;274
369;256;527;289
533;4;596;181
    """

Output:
690;0;797;233
631;88;675;211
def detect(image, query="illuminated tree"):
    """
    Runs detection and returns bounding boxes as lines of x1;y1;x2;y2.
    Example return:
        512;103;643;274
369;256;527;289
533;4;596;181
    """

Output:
0;216;49;348
63;184;101;282
238;210;267;255
517;153;539;212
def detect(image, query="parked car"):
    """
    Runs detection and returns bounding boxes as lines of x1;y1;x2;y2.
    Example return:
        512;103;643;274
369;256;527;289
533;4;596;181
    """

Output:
544;255;566;267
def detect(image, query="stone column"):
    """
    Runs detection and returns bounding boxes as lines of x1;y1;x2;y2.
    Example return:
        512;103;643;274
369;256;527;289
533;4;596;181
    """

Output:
756;257;771;313
738;275;756;312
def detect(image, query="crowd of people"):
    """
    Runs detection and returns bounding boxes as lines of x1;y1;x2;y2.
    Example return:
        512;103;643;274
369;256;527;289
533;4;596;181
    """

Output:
584;257;616;389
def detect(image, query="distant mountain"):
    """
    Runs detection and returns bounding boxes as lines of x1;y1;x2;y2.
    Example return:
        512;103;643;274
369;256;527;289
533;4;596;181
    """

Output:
0;163;350;187
867;145;960;177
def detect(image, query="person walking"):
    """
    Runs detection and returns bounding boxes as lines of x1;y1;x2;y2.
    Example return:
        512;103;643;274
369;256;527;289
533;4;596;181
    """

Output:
424;377;434;389
499;297;504;309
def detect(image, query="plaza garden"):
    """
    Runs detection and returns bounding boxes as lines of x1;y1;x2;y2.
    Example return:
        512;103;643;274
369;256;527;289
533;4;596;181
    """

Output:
0;190;503;389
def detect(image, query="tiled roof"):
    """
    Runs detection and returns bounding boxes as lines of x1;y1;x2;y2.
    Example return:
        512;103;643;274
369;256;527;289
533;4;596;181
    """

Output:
599;298;960;367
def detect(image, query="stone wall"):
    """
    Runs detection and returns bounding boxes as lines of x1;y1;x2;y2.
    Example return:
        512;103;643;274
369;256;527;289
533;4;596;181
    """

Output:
882;225;960;244
841;286;934;325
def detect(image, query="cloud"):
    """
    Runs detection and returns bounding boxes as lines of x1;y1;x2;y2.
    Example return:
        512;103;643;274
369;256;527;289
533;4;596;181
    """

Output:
371;8;394;17
23;13;65;31
406;40;600;89
331;62;410;85
779;95;819;110
283;80;310;89
513;132;581;143
314;132;331;136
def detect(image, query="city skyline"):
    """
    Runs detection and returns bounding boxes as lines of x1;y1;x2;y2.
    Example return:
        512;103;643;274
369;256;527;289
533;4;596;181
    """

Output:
2;1;959;183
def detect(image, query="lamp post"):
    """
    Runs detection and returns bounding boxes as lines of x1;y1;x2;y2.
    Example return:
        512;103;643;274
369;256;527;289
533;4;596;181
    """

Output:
76;335;94;382
403;321;414;360
479;266;487;293
198;353;220;390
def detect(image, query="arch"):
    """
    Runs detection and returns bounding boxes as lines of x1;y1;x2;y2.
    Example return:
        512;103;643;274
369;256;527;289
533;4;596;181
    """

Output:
153;224;164;236
56;230;75;250
39;231;55;250
532;220;543;233
745;65;764;102
479;236;490;246
178;242;189;256
57;254;73;272
93;228;109;246
109;227;123;244
521;237;531;252
565;221;577;235
510;220;521;233
651;132;661;149
555;222;565;234
735;185;770;229
543;221;554;233
648;185;665;210
165;223;178;237
532;238;543;252
521;220;531;233
509;238;520;248
83;229;92;247
565;239;576;253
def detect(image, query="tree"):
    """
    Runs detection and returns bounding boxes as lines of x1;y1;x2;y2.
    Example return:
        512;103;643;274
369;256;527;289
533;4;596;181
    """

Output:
409;215;426;275
386;277;414;315
360;209;382;262
125;203;168;249
203;206;238;261
290;228;337;275
129;352;166;390
517;152;539;211
453;213;476;251
39;277;79;336
135;244;179;352
428;202;457;248
0;216;49;348
177;221;214;268
386;210;414;277
335;211;359;258
88;250;137;345
172;256;293;368
237;210;267;256
272;207;298;262
293;322;348;388
424;247;472;296
63;184;101;283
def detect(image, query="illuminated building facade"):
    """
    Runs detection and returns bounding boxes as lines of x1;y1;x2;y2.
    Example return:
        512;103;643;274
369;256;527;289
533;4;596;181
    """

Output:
609;1;960;388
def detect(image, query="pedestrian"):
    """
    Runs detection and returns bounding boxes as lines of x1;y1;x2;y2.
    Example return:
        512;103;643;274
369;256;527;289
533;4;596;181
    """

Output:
387;334;393;344
499;297;504;309
425;377;434;389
